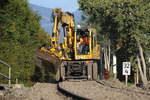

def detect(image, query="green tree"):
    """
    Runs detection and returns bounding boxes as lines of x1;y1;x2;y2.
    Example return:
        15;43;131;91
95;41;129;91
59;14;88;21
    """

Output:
78;0;150;85
0;0;49;85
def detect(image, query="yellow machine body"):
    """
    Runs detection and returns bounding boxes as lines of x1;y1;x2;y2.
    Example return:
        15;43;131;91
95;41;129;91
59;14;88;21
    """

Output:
36;8;100;81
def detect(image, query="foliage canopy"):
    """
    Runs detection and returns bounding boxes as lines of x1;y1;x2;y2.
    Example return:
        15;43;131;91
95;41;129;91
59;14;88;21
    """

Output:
0;0;49;85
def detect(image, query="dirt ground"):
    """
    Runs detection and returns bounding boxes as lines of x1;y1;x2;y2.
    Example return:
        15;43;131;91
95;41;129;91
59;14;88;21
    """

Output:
1;79;150;100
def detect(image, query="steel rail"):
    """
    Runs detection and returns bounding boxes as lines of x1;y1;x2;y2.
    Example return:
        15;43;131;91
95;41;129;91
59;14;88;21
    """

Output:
57;82;92;100
96;80;150;96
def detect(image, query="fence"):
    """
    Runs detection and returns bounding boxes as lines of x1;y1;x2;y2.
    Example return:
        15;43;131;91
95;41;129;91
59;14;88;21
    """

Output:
0;60;11;87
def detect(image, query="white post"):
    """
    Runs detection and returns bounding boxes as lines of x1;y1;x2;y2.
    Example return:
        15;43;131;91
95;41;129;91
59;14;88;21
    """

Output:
16;78;18;84
136;66;139;84
113;55;117;78
9;67;11;87
123;62;131;86
149;67;150;81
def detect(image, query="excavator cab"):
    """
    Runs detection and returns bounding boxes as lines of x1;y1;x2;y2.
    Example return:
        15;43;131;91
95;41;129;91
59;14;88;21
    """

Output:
76;28;90;55
75;27;100;60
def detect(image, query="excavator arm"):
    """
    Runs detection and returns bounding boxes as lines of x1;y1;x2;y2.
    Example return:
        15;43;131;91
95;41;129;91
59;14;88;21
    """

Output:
40;8;75;59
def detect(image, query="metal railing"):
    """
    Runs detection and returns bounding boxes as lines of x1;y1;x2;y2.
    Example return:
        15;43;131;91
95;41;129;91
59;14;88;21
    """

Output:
0;60;11;87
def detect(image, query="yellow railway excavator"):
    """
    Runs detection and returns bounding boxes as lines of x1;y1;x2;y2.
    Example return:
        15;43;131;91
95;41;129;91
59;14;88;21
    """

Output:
35;8;100;81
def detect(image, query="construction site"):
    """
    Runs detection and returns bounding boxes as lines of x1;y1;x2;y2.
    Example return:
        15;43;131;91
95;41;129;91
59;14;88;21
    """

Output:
0;0;150;100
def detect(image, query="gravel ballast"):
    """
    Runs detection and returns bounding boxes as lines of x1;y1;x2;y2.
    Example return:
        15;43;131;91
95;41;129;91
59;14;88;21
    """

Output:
1;79;150;100
60;79;150;100
4;83;67;100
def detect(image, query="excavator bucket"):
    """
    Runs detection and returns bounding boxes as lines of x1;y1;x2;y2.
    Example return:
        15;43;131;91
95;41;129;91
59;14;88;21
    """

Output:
34;50;62;81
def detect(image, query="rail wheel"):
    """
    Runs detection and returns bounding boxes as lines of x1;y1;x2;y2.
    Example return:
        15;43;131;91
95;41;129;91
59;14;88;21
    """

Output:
92;62;98;80
87;63;92;80
60;63;65;81
56;67;61;81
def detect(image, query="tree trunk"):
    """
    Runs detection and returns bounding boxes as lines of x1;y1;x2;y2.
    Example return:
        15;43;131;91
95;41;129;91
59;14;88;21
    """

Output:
104;48;107;69
113;54;117;78
108;45;111;71
137;55;147;85
136;64;139;84
138;42;147;79
106;48;109;70
104;46;111;71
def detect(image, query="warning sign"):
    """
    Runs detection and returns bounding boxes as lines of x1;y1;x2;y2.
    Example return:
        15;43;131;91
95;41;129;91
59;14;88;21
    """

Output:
123;62;131;75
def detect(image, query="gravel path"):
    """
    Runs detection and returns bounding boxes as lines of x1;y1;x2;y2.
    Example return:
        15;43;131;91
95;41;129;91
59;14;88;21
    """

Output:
60;79;150;100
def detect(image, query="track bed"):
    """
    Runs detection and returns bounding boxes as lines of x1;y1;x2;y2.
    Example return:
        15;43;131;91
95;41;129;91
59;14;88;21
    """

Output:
58;80;150;100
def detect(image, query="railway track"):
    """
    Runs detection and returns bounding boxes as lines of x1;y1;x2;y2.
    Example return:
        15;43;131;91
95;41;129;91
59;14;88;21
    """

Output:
57;81;91;100
57;80;103;100
57;80;150;100
1;80;149;100
96;80;150;96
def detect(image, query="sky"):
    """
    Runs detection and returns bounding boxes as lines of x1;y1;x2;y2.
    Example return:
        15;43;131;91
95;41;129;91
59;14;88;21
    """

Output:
28;0;79;12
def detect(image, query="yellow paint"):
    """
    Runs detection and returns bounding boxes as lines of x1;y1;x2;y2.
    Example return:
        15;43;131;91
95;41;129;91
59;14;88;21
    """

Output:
40;8;100;61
